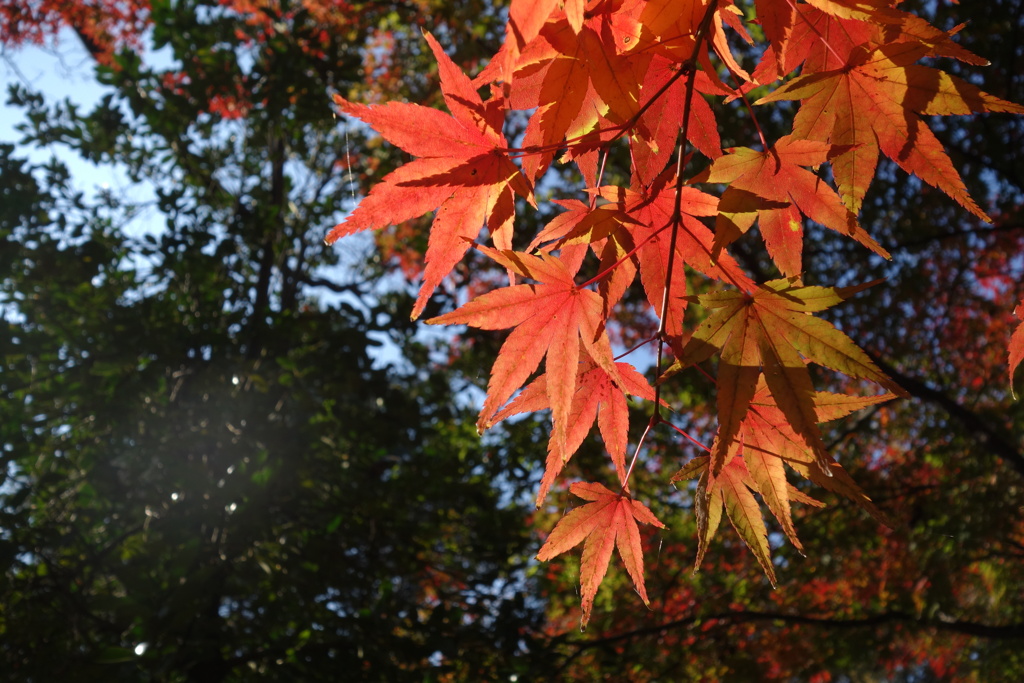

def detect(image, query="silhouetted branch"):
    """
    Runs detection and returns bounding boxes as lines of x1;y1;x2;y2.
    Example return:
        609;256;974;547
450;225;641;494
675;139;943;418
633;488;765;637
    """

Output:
869;354;1024;478
560;609;1024;659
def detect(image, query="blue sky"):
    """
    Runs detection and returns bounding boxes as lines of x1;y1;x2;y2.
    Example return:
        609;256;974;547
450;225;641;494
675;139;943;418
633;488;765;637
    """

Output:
3;34;116;175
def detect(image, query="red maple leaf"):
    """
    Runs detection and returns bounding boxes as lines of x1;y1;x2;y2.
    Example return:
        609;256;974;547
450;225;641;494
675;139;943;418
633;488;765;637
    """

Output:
536;481;665;629
528;176;754;340
326;32;533;319
632;57;726;187
1011;300;1024;399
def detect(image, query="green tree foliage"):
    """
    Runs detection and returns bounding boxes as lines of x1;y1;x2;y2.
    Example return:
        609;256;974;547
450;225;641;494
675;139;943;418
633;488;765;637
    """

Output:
0;1;548;680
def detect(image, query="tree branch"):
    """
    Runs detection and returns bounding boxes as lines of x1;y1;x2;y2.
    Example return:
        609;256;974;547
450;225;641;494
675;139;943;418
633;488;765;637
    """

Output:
299;275;368;296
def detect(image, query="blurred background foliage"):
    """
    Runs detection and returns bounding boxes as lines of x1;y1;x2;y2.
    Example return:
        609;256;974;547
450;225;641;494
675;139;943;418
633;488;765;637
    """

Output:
0;0;1022;681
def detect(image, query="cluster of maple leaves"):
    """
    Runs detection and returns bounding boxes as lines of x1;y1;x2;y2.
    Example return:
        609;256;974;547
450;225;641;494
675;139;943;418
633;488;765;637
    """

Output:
327;0;1024;627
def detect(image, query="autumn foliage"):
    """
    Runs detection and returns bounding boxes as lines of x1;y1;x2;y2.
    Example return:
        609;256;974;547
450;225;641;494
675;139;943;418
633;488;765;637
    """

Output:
328;0;1024;627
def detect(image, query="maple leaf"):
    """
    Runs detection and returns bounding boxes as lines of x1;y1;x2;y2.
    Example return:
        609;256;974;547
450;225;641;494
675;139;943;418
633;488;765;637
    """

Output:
506;7;652;182
803;0;904;24
663;278;905;477
490;353;657;505
674;454;779;584
692;134;889;277
741;378;893;526
755;0;796;73
470;0;558;92
527;198;640;312
757;42;1024;218
326;32;533;319
536;481;665;629
427;248;620;460
511;0;563;43
1011;300;1024;399
752;1;986;88
751;4;875;85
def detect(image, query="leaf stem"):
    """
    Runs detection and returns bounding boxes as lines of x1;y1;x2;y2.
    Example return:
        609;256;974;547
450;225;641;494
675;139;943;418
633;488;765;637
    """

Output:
662;419;711;453
622;418;655;492
614;336;659;362
728;71;769;152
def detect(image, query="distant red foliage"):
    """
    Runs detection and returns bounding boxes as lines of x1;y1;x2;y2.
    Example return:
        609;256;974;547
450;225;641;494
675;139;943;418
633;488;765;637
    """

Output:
220;0;354;60
0;0;151;64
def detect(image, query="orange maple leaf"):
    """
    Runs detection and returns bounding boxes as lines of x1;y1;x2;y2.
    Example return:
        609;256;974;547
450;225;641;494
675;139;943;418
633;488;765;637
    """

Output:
427;248;620;460
527;198;640;312
692;134;889;277
751;1;982;85
587;176;756;339
755;0;797;73
757;42;1024;218
489;353;657;505
803;0;904;24
631;0;752;83
741;377;893;527
523;177;753;340
326;32;533;319
751;3;875;83
674;454;781;584
536;481;665;629
508;7;650;181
